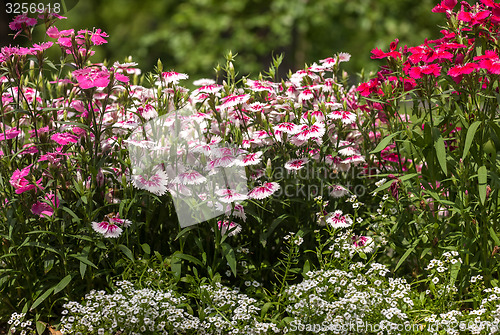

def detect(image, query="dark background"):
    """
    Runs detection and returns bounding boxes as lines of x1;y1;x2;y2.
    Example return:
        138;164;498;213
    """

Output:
0;0;474;82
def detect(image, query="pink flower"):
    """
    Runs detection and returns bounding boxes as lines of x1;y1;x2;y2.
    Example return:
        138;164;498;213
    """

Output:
51;132;79;145
92;221;123;238
325;210;352;228
90;29;108;45
431;0;457;13
0;128;21;141
10;164;43;194
9;14;37;31
31;193;59;218
248;182;280;200
73;67;110;89
284;158;309;171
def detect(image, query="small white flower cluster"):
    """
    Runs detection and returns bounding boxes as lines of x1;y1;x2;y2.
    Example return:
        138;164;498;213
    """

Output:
7;312;34;335
58;280;200;334
200;282;280;334
283;263;413;334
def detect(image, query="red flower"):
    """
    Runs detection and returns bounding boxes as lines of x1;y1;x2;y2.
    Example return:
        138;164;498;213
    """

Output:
448;63;478;77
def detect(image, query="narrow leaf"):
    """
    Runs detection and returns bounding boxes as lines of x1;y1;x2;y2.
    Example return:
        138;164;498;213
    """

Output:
30;288;54;311
434;135;447;175
118;245;134;262
370;131;401;154
462;121;481;160
53;275;72;294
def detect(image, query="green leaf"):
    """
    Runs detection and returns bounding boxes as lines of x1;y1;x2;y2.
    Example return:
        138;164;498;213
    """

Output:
489;227;500;246
462;121;481;160
141;243;151;255
478;165;487;205
53;275;72;294
118;244;134;262
80;262;87;279
449;261;461;288
221;243;237;277
302;260;310;277
370;131;401;154
434;132;447;175
30;288;54;311
260;214;290;246
395;239;420;271
171;252;204;267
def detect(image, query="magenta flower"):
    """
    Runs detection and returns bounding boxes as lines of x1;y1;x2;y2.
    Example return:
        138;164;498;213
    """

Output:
431;0;457;13
31;193;59;218
448;63;478;77
51;132;79;145
90;28;109;45
408;64;442;79
73;67;110;89
10;164;43;194
248;182;280;200
0;128;21;141
9;14;37;31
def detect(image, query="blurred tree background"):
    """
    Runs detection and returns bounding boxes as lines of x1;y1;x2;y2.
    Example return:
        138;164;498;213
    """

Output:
2;0;467;83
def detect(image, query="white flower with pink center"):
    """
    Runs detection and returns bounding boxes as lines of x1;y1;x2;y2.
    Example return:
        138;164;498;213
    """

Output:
326;210;353;228
92;221;123;238
161;71;189;84
193;78;215;86
284;158;309;171
131;168;168;196
219;94;250;110
302;110;325;122
226;203;246;222
246;79;275;93
295;122;325;141
329;185;349;198
298;88;314;102
172;171;207;185
217;220;242;236
248;182;280;200
319;57;337;68
352;235;374;253
215;189;248;203
246;102;267;112
341;155;365;165
235;151;263;166
274;122;300;135
338;141;357;156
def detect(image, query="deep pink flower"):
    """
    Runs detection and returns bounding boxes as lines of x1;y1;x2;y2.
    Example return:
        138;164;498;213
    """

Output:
90;29;108;45
10;164;43;194
31;193;59;217
0;128;20;141
51;132;79;145
448;63;478;77
73;67;111;89
9;14;37;31
408;64;441;79
432;0;458;12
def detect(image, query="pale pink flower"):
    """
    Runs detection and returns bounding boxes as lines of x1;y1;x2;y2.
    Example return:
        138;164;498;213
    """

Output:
326;210;353;228
248;182;280;200
284;158;309;171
